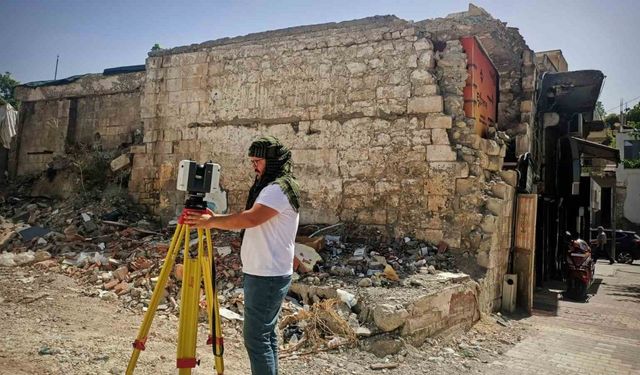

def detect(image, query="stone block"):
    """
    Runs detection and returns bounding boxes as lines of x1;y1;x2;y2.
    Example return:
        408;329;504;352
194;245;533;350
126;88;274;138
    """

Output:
421;229;444;242
500;170;518;187
418;51;435;69
179;102;200;118
130;145;146;154
373;304;409;332
408;96;443;114
431;129;450;145
426;145;456;162
208;62;225;76
425;170;455;194
142;130;161;143
476;250;489;268
443;231;461;248
339;148;368;162
481;139;501;156
110;154;131;172
376;85;410;100
486;156;503;171
480;215;498;233
520;100;533;113
410;129;431;145
166;79;182;92
486;197;505;216
430;162;468;178
424;115;452;129
410;69;436;84
153;141;174;154
357;209;387;225
163;129;182;142
414;39;433;51
346;62;367;75
456;178;475;195
343;181;374;196
182;76;202;90
490;182;509;199
167;66;181;79
375;181;401;194
406;54;418;68
427;195;448;211
413;85;439;96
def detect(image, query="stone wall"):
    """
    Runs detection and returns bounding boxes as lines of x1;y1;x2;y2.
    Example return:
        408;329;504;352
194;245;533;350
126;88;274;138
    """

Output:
9;11;525;313
11;72;144;176
11;99;69;175
419;4;538;157
75;92;141;149
131;15;517;312
433;38;516;311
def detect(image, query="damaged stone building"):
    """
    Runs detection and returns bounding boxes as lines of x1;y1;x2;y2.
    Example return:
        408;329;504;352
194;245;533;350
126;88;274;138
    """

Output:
10;4;606;324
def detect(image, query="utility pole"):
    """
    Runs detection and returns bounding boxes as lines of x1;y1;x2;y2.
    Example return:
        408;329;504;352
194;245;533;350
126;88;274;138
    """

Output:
620;97;625;127
54;55;59;80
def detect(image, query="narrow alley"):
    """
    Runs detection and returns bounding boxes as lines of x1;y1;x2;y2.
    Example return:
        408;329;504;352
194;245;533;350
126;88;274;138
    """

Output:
485;261;640;375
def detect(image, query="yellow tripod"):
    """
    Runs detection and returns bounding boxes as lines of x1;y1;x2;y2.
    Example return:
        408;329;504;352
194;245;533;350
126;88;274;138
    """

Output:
126;207;225;374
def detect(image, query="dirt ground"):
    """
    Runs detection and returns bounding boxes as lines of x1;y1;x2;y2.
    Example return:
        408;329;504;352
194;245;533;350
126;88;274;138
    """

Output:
0;265;529;375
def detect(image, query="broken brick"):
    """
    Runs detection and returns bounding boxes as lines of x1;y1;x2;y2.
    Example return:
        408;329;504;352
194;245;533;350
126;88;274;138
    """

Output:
104;279;119;290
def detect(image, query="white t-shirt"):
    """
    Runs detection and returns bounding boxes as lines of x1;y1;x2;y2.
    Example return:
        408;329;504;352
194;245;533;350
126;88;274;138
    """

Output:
241;184;299;276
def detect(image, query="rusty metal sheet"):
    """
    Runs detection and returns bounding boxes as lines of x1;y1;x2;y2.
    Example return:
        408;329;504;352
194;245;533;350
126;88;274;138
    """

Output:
513;194;538;314
461;36;498;138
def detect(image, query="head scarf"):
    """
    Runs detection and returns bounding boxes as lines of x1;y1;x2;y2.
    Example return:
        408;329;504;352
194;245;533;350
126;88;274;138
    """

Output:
246;136;300;212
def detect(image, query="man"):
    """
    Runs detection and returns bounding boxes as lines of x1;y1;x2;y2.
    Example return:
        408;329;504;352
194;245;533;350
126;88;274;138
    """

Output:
594;226;614;265
185;136;300;375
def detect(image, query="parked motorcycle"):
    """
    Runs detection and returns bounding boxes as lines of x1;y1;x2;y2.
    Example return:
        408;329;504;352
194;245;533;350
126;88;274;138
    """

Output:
564;231;595;301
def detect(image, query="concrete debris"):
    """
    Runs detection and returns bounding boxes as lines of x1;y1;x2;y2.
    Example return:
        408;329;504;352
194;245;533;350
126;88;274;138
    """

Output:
370;362;399;370
293;243;323;273
336;289;357;308
99;291;118;302
216;246;232;257
219;307;244;321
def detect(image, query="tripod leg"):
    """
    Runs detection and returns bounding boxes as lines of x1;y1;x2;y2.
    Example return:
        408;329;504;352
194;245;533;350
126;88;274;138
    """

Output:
177;225;201;375
201;228;224;374
126;223;186;375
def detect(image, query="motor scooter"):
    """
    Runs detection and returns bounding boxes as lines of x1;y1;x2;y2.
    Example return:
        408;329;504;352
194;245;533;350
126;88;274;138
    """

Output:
564;231;595;301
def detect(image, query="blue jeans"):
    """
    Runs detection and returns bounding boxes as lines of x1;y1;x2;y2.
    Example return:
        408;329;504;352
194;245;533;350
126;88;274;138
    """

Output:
243;273;291;375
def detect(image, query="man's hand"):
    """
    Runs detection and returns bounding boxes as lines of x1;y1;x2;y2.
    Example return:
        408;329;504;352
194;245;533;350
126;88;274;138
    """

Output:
184;212;214;229
182;204;278;231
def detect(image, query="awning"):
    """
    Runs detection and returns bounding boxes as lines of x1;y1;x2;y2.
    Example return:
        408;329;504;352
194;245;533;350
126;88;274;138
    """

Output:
537;70;605;114
570;136;619;163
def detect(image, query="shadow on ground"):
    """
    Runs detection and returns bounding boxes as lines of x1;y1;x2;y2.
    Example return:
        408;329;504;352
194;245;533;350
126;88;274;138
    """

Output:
608;283;640;303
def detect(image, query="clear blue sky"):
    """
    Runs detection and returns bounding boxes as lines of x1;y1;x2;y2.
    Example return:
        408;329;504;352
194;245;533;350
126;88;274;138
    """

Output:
1;0;638;113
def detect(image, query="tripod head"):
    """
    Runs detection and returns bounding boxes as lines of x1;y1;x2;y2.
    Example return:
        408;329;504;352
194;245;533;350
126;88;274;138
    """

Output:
184;192;208;210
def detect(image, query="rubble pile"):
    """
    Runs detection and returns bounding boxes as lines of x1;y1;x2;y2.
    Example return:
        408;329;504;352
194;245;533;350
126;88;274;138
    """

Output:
271;226;469;355
292;228;459;286
0;187;246;319
1;167;468;358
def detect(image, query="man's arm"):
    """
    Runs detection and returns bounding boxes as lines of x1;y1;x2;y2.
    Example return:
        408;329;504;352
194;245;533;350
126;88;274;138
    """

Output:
184;203;278;230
